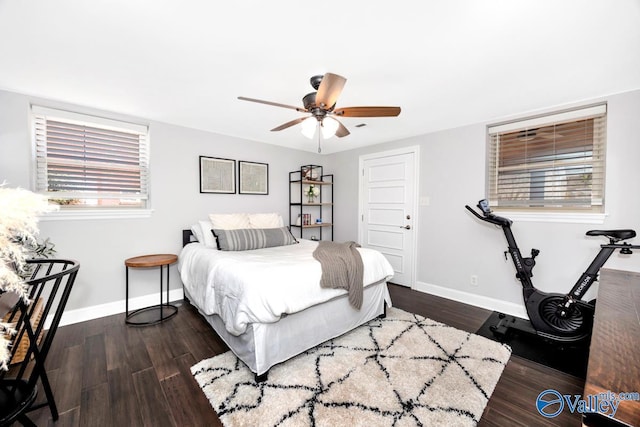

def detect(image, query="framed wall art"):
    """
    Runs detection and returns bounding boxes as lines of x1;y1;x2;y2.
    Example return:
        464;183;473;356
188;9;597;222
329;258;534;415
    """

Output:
199;156;236;194
239;161;269;195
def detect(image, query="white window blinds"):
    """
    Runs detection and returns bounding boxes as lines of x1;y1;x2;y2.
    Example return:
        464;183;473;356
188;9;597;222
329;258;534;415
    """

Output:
33;106;149;208
487;104;606;211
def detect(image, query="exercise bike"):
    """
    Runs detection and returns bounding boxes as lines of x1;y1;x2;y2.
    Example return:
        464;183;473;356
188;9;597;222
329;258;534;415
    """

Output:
465;199;639;344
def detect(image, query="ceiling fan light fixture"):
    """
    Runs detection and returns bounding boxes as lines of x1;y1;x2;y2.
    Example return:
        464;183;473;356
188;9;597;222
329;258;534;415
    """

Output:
321;117;339;139
301;116;317;139
238;72;401;145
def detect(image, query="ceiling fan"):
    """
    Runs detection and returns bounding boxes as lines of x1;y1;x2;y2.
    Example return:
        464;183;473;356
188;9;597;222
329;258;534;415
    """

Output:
238;72;401;146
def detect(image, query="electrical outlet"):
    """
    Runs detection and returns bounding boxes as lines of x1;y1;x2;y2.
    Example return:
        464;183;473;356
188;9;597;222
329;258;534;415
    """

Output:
470;275;478;287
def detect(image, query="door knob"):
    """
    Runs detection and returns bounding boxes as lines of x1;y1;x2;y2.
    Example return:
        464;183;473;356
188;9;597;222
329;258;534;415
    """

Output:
399;225;411;230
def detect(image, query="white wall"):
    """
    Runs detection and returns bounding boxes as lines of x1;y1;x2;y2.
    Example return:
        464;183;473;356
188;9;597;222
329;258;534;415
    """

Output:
329;89;640;313
0;89;323;315
3;87;640;322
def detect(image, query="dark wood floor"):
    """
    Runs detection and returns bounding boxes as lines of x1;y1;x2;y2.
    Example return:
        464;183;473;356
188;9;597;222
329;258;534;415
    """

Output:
26;284;584;426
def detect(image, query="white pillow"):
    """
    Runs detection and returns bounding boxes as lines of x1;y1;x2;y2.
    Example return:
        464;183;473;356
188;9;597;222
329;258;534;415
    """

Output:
190;223;205;244
198;220;217;248
208;213;251;230
248;213;284;229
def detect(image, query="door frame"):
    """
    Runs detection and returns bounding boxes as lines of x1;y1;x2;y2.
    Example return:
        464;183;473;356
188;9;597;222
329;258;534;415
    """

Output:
358;145;420;288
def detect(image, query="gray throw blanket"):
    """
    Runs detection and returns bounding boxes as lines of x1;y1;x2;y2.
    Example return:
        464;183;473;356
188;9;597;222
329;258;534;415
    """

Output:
312;240;364;309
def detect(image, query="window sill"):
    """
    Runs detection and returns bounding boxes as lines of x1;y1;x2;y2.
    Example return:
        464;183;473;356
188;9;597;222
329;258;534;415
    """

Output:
494;211;608;224
39;208;153;221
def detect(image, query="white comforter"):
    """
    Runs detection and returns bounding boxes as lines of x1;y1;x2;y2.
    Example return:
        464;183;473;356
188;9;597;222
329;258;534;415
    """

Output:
178;239;394;336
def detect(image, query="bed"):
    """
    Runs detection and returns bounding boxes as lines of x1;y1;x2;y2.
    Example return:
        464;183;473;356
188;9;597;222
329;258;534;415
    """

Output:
178;219;394;381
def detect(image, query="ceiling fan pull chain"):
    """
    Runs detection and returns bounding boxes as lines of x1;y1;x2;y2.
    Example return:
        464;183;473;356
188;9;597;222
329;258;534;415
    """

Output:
317;122;322;153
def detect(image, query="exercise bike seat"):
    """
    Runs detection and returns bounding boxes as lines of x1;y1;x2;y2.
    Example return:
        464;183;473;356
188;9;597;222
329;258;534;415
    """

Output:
586;229;636;241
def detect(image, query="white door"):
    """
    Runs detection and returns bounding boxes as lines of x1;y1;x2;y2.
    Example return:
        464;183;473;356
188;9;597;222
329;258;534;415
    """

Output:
359;147;418;287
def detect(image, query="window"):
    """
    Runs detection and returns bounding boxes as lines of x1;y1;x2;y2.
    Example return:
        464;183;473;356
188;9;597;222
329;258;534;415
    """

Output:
487;104;606;212
32;106;149;211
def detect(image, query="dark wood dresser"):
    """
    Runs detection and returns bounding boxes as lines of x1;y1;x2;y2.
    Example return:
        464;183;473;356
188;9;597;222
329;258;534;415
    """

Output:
583;269;640;427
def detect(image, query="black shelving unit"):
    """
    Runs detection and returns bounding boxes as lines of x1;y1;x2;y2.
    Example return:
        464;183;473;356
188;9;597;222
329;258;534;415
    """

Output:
289;165;333;241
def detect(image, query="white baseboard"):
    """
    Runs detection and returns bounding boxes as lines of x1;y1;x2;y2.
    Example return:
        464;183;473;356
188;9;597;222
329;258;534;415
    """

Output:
45;288;185;328
413;281;529;319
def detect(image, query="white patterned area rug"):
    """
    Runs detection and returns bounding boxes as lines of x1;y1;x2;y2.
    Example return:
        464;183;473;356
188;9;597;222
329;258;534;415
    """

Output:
191;307;511;427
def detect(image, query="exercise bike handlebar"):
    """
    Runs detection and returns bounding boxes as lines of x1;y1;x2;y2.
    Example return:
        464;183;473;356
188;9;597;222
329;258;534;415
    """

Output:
465;200;513;227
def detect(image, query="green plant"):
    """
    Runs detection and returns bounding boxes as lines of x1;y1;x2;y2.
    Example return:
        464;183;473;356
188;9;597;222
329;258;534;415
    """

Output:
14;235;57;260
32;237;56;259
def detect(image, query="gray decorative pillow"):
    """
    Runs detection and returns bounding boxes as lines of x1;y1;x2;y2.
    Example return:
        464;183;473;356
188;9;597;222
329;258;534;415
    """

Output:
212;227;298;251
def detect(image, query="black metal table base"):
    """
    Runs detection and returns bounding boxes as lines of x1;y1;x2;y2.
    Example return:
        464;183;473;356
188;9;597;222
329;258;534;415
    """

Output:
125;303;178;326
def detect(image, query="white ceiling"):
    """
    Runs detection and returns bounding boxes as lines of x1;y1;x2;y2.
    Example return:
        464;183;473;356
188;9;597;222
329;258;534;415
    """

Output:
1;0;639;154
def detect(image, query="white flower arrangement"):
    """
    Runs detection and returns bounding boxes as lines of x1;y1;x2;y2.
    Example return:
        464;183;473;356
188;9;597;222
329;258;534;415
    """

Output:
306;184;320;202
0;184;55;369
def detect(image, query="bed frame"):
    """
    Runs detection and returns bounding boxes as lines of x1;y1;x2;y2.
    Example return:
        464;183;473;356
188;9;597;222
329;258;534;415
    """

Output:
182;229;198;247
180;229;390;382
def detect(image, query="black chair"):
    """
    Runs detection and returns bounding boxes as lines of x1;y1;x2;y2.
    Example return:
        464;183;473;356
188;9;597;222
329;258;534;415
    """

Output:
0;259;79;426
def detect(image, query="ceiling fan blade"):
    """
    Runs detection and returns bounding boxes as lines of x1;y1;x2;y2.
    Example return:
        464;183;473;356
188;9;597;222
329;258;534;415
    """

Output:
238;96;306;112
316;73;346;109
334;106;401;117
271;117;308;132
334;119;350;138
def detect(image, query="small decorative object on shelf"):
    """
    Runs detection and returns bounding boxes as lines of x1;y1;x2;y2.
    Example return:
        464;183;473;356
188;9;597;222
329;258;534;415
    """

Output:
306;184;320;203
302;165;320;181
302;213;311;225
